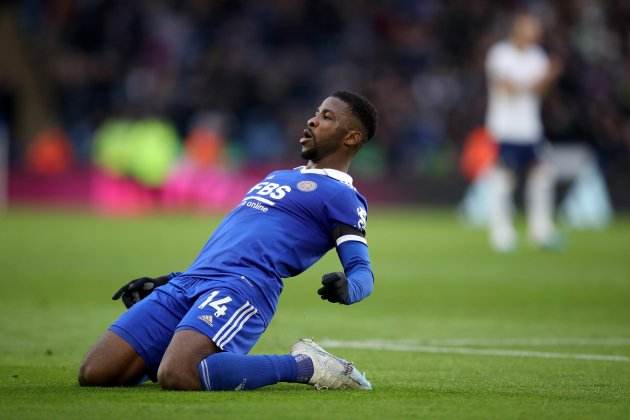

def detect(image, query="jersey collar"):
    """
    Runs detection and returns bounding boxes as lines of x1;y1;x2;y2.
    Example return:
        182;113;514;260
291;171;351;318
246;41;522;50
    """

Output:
296;166;354;186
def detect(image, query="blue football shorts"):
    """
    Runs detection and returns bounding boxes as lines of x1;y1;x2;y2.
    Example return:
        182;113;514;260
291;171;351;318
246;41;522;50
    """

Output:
109;275;268;376
497;141;543;174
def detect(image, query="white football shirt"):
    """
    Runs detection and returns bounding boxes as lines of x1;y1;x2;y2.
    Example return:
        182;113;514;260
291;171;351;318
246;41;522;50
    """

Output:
485;40;549;143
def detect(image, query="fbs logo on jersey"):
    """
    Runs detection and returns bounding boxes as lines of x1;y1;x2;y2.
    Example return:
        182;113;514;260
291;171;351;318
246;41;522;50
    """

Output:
247;182;292;200
198;315;214;327
297;180;317;192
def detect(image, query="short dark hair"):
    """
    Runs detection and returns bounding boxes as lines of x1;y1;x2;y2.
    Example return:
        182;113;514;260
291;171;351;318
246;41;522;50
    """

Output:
332;91;378;142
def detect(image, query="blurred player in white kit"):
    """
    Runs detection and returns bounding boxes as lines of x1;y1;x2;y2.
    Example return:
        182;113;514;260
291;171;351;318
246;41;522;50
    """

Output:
485;12;562;251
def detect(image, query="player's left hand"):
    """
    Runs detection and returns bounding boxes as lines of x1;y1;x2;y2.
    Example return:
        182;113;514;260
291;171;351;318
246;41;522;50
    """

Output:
317;272;349;304
112;275;169;309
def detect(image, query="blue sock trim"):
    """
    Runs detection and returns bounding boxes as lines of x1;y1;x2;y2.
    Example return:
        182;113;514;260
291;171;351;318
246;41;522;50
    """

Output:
197;358;212;390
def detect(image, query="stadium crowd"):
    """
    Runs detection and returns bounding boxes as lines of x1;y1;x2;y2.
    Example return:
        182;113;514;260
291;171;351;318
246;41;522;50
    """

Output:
3;0;630;178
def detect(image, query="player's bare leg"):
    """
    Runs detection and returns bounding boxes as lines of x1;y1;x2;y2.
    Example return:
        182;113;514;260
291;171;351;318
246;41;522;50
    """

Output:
78;331;147;386
157;330;219;390
488;165;517;251
526;162;557;246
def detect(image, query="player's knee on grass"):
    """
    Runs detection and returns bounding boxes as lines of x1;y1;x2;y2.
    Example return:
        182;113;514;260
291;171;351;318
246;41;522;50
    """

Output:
158;329;220;391
78;361;96;386
78;331;147;387
79;359;127;387
157;363;201;391
78;356;145;387
78;357;145;387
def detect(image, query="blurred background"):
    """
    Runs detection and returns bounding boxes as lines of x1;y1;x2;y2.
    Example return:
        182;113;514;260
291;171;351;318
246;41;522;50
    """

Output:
0;0;628;214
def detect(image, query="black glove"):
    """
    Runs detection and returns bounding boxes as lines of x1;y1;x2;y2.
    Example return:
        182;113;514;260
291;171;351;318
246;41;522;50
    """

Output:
112;275;170;309
317;272;349;304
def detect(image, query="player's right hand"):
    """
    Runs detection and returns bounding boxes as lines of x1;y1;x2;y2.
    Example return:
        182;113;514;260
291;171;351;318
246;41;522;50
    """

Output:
112;276;169;309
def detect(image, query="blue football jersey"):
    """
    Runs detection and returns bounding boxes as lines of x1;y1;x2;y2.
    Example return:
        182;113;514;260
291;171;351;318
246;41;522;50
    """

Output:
181;166;368;319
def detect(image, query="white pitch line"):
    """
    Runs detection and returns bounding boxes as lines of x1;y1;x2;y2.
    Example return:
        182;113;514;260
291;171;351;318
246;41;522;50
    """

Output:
391;337;630;347
320;339;630;363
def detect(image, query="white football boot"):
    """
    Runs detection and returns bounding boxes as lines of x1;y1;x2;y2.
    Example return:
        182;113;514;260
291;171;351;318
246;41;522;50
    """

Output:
291;338;372;390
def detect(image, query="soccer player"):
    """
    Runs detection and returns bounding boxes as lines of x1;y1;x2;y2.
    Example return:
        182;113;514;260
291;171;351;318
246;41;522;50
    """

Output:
78;91;377;391
485;13;562;251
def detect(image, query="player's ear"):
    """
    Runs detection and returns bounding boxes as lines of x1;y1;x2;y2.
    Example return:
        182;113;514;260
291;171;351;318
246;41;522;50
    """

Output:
343;130;363;147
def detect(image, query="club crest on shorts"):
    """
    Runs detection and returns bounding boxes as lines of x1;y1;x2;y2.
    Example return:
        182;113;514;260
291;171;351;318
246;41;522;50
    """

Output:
297;180;317;192
198;315;214;327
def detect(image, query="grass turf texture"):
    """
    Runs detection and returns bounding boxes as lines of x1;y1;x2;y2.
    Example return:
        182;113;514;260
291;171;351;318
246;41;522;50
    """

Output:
1;208;629;419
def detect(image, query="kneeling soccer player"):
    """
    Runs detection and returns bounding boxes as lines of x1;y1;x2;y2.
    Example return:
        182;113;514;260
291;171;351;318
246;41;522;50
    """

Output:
78;91;377;391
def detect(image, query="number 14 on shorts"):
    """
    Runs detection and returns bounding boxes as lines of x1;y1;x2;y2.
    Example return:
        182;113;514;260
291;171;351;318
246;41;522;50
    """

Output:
197;291;232;317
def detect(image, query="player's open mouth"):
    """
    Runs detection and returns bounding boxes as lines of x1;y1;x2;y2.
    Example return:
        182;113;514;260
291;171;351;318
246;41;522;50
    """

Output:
300;128;314;145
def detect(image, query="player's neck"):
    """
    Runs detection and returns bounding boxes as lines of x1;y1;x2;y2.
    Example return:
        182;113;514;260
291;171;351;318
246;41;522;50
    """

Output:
511;37;531;50
305;157;350;173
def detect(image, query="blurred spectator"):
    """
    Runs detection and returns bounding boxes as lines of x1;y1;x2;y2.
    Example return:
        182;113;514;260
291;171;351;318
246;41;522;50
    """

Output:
184;112;227;169
460;127;497;182
91;117;180;214
25;127;73;175
92;117;179;186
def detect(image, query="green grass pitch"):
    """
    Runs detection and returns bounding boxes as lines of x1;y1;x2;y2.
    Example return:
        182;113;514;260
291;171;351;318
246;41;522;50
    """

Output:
1;208;629;419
